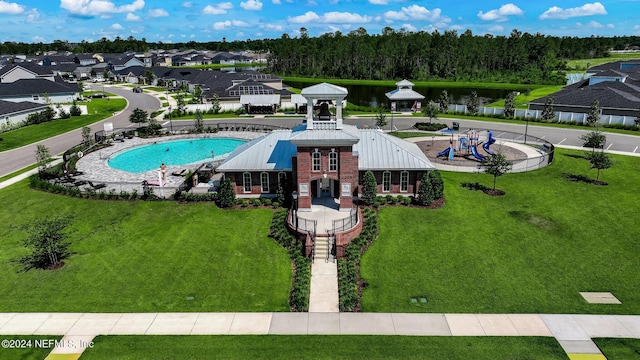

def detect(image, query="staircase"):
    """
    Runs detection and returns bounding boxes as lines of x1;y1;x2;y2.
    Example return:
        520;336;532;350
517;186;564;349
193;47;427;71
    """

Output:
313;235;334;262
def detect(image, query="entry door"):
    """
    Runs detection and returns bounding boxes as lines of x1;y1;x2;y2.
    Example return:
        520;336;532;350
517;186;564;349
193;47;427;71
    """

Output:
321;178;331;197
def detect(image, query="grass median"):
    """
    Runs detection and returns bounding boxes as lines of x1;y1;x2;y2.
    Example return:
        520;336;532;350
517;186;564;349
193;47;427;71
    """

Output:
361;148;640;314
80;335;566;360
0;181;291;312
0;98;126;152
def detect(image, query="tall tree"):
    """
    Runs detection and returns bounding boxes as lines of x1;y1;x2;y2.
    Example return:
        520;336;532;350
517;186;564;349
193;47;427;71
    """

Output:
503;91;516;118
580;99;606;149
194;109;204;133
212;93;221;114
422;102;439;123
438;89;449;113
81;126;92;145
417;172;434;206
129;108;148;125
375;105;387;128
218;178;236;208
541;97;555;122
35;144;51;174
483;153;512;190
466;91;479;115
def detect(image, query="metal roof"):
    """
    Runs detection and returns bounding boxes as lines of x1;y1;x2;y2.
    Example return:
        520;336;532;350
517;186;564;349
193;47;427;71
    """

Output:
385;88;425;100
289;123;360;146
217;130;297;171
354;129;435;170
301;82;348;98
239;94;280;105
290;94;306;104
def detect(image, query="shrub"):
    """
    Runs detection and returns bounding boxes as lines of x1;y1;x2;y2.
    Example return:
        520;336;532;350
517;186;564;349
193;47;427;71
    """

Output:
262;198;272;206
69;102;82;116
403;197;412;206
272;201;280;208
252;198;261;206
414;122;448;131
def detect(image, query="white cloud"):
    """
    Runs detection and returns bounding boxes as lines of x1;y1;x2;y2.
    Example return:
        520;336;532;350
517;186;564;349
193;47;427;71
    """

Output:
182;1;192;7
288;11;371;24
25;8;40;22
401;23;416;32
306;0;317;6
111;23;124;30
272;0;281;4
60;0;145;17
539;2;607;20
203;3;233;15
0;0;24;14
212;19;249;30
384;5;450;23
125;12;141;21
240;0;262;11
488;25;504;32
148;8;168;17
32;35;46;43
478;3;523;22
260;23;283;31
369;0;388;4
288;11;320;23
607;23;614;29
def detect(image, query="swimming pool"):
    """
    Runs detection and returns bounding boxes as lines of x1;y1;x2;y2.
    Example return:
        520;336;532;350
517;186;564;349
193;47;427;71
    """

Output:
108;138;246;173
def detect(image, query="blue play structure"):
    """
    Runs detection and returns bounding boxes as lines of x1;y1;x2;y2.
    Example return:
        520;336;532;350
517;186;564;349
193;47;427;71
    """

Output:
483;130;496;155
437;147;452;157
470;145;485;161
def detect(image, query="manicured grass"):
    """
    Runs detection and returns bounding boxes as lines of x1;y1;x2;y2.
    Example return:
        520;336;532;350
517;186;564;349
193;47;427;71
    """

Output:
361;149;640;314
281;76;549;90
81;335;566;360
0;163;39;182
0;181;291;312
593;338;640;359
486;86;564;109
566;54;640;71
0;98;127;152
0;336;62;360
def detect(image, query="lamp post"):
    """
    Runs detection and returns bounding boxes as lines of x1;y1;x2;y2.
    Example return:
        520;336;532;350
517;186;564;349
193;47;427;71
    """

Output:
291;191;298;232
524;112;529;144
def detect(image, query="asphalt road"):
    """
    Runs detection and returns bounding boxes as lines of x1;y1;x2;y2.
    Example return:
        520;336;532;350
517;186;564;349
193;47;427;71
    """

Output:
2;89;639;177
0;85;160;177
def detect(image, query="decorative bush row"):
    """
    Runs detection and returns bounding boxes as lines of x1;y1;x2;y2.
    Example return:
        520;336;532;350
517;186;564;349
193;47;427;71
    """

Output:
269;209;311;312
338;208;379;312
371;194;412;208
414;122;449;131
30;175;141;200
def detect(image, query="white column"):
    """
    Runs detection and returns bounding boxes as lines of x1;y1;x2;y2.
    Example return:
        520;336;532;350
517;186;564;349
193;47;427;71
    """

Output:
307;98;314;129
336;97;343;129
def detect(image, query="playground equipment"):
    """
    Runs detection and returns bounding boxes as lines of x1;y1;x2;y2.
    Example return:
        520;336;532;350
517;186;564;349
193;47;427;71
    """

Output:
437;130;496;161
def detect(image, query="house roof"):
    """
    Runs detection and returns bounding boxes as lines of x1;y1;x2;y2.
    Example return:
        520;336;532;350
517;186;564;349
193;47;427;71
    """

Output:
218;124;435;173
0;99;48;116
530;80;640;110
0;78;79;97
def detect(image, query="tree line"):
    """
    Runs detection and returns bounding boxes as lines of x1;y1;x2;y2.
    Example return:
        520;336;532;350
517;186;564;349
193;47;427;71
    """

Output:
2;30;640;85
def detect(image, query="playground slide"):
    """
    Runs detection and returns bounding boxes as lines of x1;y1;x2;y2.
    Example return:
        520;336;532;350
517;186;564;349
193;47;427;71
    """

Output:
437;147;451;157
470;145;486;161
483;131;496;155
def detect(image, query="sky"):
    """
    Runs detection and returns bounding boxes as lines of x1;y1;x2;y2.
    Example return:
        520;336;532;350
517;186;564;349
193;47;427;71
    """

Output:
0;0;639;44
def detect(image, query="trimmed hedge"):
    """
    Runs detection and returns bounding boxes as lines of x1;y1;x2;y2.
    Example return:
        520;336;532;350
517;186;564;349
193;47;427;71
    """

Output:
338;208;379;311
270;209;311;312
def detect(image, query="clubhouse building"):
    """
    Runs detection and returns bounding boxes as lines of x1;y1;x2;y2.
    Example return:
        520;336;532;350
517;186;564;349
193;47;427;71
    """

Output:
217;83;435;212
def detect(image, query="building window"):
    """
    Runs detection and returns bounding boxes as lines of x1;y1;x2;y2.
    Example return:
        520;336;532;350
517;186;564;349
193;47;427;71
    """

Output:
278;172;286;187
312;149;321;172
32;95;39;101
329;149;338;172
400;171;409;192
260;172;269;193
382;171;391;192
243;172;252;193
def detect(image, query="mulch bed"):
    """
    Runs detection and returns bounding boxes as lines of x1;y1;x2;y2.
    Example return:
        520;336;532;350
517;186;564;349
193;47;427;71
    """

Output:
483;189;506;196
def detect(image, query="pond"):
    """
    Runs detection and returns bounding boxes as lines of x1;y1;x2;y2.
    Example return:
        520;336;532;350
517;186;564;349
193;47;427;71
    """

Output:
284;81;520;108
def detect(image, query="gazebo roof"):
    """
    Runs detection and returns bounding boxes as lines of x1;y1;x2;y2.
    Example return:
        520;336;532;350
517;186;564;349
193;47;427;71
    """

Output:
385;88;425;100
301;82;348;98
396;79;415;87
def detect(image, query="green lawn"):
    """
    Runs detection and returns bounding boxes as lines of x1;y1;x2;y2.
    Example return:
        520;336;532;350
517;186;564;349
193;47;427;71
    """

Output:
0;181;291;312
486;86;564;109
0;336;62;360
0;98;126;152
361;149;640;314
593;338;640;359
80;335;566;360
566;54;640;71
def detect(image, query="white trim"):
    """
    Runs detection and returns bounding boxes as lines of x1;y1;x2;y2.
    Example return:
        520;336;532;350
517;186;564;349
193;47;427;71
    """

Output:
382;171;391;192
242;172;252;193
400;171;409;192
260;172;269;193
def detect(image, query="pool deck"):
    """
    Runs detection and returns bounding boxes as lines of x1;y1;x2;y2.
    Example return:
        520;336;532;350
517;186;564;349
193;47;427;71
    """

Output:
75;132;262;192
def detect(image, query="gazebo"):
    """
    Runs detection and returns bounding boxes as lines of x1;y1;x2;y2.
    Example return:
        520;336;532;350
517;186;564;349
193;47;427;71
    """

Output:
385;79;425;112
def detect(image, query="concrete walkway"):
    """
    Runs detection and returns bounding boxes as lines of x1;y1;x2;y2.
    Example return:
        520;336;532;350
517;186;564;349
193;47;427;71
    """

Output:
0;312;638;358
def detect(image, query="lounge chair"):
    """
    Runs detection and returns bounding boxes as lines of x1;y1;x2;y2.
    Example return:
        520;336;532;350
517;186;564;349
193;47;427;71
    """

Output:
171;169;186;177
87;181;107;190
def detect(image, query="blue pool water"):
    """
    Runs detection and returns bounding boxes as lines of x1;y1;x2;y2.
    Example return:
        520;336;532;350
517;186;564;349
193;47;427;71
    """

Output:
108;138;246;173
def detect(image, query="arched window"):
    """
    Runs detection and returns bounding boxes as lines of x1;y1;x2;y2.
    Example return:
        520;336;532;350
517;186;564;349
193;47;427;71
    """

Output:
260;172;269;193
312;149;321;172
400;171;409;192
329;149;338;172
382;171;391;192
243;172;252;193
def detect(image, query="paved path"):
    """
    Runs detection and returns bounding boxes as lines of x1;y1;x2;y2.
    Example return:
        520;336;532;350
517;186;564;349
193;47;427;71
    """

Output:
0;312;638;358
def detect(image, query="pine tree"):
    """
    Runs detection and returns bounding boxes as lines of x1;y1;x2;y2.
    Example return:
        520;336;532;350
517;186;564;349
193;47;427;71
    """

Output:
503;92;516;118
428;170;444;200
361;171;377;205
438;89;449;113
541;97;555;122
417;172;434;206
466;91;479;115
218;178;236;208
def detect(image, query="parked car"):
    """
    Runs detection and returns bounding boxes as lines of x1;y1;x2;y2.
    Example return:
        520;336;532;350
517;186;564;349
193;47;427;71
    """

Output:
133;87;143;93
91;93;107;99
